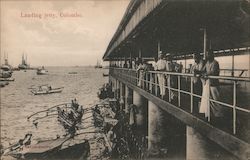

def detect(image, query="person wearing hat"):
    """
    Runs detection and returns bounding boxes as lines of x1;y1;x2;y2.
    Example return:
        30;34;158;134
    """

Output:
190;53;205;113
155;52;168;98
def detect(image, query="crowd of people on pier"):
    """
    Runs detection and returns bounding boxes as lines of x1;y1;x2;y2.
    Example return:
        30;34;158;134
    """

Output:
110;50;225;126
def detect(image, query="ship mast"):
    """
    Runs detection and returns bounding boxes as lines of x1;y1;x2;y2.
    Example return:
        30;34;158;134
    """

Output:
4;52;8;65
22;53;25;65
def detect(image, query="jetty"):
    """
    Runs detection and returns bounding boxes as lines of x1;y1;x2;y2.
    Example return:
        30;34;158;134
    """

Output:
102;0;250;159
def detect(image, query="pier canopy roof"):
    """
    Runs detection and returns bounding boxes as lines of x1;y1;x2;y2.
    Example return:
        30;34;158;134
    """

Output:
103;0;250;61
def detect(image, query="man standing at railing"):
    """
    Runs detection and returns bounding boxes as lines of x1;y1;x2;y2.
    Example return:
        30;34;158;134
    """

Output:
156;52;168;99
149;57;158;93
137;59;149;88
191;53;205;113
201;50;224;126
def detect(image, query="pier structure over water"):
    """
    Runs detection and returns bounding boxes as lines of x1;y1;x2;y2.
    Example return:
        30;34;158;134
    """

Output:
103;0;250;159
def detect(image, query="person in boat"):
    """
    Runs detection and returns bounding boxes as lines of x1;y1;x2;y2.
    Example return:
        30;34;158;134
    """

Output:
68;111;75;122
38;86;42;91
77;105;84;122
71;99;79;110
17;134;32;147
191;53;205;113
68;123;76;137
93;105;101;114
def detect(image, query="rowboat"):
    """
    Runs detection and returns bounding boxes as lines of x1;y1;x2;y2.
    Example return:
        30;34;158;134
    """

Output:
4;136;90;160
31;86;63;95
0;77;15;81
0;81;9;87
36;69;48;75
68;72;78;74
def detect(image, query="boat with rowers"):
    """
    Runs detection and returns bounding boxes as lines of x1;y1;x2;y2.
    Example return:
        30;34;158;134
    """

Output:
36;66;48;75
30;85;63;95
0;77;15;81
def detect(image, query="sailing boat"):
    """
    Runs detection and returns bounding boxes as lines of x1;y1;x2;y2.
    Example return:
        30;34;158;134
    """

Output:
0;52;13;79
1;52;12;71
94;60;102;69
18;53;30;70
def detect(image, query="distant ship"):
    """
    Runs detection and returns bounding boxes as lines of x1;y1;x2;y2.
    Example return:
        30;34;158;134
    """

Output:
0;52;13;78
94;60;102;68
18;53;30;70
1;53;12;71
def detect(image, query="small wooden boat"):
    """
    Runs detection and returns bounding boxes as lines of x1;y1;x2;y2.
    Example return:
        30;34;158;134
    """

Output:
31;85;63;95
68;72;78;74
0;77;15;81
5;136;90;160
37;67;48;75
103;73;109;77
0;81;9;87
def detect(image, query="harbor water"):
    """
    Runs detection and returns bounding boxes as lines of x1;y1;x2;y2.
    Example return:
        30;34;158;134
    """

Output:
0;67;109;159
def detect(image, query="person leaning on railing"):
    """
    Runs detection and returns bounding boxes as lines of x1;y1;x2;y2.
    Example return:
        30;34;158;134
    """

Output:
190;53;205;113
200;50;225;127
138;59;150;89
149;57;158;93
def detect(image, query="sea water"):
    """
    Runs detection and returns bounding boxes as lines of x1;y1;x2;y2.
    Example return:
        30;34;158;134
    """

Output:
0;66;108;158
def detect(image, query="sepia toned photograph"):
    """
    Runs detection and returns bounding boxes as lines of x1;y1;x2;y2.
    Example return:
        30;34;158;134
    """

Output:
0;0;249;160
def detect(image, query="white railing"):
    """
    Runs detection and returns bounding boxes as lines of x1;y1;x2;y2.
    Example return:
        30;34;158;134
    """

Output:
110;67;250;136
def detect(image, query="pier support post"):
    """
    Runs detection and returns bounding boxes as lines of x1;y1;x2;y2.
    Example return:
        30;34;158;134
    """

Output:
125;86;132;113
186;126;236;160
148;100;165;156
119;82;125;110
133;90;146;127
115;79;119;99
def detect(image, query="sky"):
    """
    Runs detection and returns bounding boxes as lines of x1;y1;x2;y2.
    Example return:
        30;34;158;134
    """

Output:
0;0;130;67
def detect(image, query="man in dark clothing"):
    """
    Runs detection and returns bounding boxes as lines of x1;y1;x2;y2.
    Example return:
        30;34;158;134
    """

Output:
191;53;205;113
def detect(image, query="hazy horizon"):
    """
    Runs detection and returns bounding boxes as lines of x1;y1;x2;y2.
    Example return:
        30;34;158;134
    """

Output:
0;0;130;66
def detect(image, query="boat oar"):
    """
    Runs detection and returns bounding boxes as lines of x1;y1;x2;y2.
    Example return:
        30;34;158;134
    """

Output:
27;103;71;120
81;115;93;121
74;131;104;136
32;113;58;123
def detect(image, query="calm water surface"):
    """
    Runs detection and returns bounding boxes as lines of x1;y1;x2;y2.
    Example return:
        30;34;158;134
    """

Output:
1;67;108;148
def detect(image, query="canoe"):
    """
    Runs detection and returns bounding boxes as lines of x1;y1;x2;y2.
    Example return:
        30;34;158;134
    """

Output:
57;106;83;129
6;137;90;160
31;87;63;95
